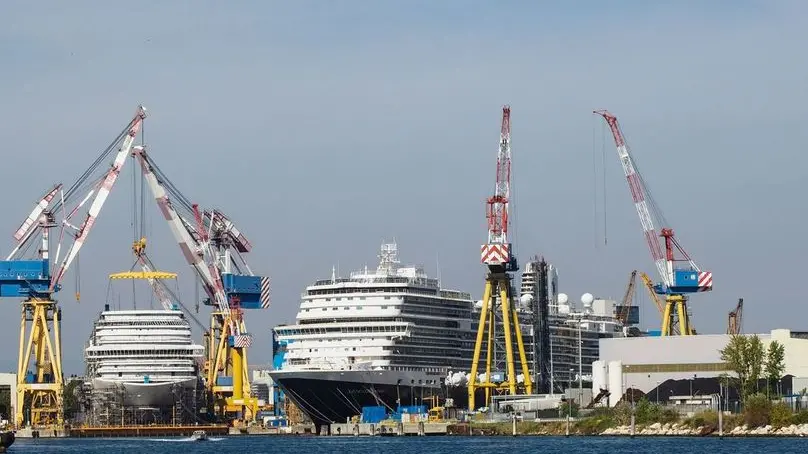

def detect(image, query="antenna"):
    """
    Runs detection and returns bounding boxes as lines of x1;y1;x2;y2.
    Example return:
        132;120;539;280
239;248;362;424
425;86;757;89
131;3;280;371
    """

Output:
436;253;441;286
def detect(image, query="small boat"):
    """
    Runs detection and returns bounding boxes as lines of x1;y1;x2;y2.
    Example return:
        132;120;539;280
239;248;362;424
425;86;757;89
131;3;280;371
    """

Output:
191;430;207;441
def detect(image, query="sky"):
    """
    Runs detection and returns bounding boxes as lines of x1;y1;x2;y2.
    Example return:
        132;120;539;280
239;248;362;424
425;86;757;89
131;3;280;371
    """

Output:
0;1;806;375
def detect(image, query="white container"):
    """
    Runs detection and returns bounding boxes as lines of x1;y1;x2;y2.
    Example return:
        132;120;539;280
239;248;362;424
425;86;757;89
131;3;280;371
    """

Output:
607;360;623;408
592;360;608;394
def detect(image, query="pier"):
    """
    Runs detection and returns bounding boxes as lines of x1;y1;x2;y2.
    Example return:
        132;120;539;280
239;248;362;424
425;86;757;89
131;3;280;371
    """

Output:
66;424;229;438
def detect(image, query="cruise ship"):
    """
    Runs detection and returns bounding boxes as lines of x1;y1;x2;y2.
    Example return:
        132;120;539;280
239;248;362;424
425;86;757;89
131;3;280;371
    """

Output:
270;243;476;427
84;307;205;407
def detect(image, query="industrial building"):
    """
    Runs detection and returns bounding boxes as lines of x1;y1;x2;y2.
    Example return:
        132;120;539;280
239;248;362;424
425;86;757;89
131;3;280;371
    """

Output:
595;329;808;408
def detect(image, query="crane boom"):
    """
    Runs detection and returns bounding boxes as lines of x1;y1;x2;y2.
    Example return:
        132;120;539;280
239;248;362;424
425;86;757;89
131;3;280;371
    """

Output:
481;106;514;267
593;110;668;287
50;106;147;290
594;110;712;296
131;146;231;319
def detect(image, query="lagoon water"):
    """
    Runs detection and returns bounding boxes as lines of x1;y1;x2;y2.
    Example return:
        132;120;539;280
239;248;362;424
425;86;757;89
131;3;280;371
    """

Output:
9;435;807;454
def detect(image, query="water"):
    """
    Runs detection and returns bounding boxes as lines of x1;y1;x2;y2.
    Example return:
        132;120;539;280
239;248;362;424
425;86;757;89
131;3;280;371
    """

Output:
10;436;807;453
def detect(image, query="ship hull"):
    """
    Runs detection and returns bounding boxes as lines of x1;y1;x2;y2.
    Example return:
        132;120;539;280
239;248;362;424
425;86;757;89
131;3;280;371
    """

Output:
92;378;197;407
271;370;469;428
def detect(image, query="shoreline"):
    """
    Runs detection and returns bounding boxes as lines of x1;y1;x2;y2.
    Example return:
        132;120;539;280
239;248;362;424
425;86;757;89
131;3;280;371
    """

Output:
451;421;808;438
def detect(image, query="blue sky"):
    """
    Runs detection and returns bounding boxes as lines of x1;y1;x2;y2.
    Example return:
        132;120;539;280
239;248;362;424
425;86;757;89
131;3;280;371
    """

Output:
1;1;806;374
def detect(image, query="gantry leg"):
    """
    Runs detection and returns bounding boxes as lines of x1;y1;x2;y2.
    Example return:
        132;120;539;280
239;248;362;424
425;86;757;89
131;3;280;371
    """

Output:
498;280;517;396
467;280;493;411
17;299;64;428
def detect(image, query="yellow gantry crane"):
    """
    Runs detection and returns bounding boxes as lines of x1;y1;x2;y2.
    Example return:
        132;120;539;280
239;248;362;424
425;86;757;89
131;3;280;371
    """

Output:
2;107;146;428
131;145;269;423
468;106;532;411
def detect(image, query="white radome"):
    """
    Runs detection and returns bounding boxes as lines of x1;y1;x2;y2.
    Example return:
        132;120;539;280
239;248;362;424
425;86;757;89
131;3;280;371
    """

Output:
581;292;594;305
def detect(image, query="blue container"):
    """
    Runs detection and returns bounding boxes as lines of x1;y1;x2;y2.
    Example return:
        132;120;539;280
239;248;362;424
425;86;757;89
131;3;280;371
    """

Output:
361;406;387;423
217;376;234;386
647;330;662;337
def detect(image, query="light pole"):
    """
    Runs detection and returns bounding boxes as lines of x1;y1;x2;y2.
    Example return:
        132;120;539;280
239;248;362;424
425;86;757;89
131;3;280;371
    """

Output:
656;381;660;403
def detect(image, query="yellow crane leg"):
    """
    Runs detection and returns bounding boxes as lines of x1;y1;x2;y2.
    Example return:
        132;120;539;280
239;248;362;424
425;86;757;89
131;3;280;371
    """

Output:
661;300;674;336
510;301;533;394
467;280;493;411
498;282;517;396
17;299;64;428
484;303;494;406
232;347;244;400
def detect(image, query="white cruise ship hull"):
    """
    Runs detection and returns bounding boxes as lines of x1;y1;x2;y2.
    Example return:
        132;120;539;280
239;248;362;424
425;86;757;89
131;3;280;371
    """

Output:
92;377;197;407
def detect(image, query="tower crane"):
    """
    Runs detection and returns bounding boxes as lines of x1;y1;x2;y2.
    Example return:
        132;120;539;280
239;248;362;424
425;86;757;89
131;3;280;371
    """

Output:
594;110;712;336
468;106;532;411
131;145;269;422
1;106;146;428
727;298;743;335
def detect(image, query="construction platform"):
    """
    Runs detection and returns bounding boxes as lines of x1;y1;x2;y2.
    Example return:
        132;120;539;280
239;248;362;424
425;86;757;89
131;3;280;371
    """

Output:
329;422;450;436
67;424;229;438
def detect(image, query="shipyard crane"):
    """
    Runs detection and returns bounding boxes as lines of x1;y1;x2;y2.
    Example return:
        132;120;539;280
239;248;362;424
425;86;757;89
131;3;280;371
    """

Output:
616;271;637;325
0;106;146;428
594;110;712;336
468;106;533;411
131;145;269;422
727;298;744;335
639;271;665;316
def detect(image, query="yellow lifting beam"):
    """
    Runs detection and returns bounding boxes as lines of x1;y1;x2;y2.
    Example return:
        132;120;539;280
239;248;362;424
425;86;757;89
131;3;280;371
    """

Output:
467;270;532;411
108;270;178;280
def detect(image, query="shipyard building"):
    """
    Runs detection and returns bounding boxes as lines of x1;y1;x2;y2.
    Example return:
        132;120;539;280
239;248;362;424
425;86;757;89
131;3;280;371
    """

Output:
594;329;808;409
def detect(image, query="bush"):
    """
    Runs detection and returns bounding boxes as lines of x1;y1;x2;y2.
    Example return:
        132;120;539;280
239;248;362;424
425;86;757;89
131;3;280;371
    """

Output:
559;400;580;417
792;410;808;425
744;393;772;428
685;410;718;430
575;409;616;435
770;402;792;427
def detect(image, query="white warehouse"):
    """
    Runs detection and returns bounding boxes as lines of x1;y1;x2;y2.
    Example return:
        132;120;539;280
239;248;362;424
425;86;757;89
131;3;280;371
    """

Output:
594;329;808;406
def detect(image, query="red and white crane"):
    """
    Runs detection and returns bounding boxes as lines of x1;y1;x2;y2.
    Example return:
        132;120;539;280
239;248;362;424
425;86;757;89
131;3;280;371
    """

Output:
594;109;711;335
480;106;515;269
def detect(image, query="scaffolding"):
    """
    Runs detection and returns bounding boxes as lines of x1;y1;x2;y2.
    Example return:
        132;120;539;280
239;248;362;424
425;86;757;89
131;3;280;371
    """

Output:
76;378;206;427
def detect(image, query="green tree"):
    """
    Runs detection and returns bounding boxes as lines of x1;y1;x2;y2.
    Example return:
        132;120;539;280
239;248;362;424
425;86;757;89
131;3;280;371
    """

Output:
720;334;766;402
765;340;786;397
